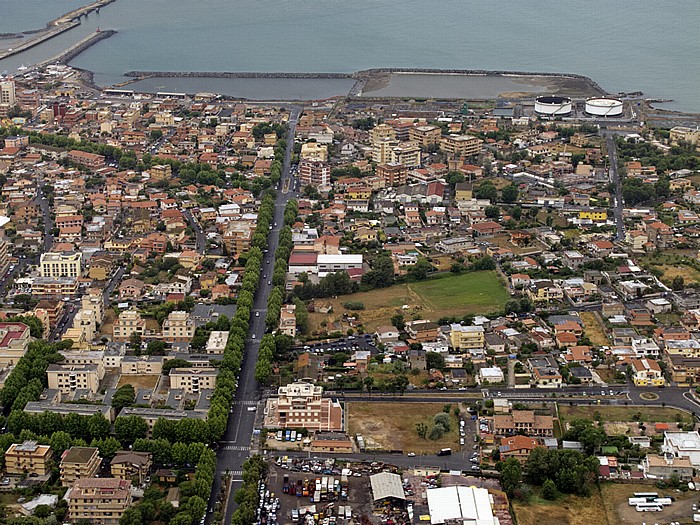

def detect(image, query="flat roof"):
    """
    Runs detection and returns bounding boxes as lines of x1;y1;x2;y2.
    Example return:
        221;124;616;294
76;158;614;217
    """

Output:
427;486;495;525
369;472;405;501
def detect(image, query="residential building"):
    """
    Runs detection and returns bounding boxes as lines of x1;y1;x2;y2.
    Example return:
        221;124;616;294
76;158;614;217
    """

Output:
264;381;343;431
643;454;694;481
205;330;229;354
67;478;132;525
118;407;206;436
479;366;505;384
663;431;700;467
112;309;146;342
299;158;331;190
499;435;543;463
493;410;554;437
449;324;485;352
631;358;665;387
279;304;297;337
0;321;31;367
317;254;363;277
376;163;408;187
162;311;195;342
169;367;218;394
40;251;82;278
47;364;100;394
120;355;164;375
60;447;101;487
440;134;482;157
5;441;52;476
409;125;442;147
110;451;152;484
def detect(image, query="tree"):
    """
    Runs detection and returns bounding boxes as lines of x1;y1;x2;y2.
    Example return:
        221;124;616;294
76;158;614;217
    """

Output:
87;413;111;440
361;256;395;289
499;457;522;497
541;478;559;500
475;181;498;203
501;184;519;204
426;351;446;371
428;425;444;440
484;205;500;219
672;276;685;290
112;384;136;412
391;314;405;331
433;413;451;432
49;431;73;456
146;340;166;355
6;315;44;338
115;415;149;444
119;507;143;525
416;422;428;439
129;332;142;350
407;259;433;281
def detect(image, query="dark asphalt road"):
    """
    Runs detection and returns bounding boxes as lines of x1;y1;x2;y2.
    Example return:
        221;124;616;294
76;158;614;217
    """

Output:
206;107;302;525
604;134;625;241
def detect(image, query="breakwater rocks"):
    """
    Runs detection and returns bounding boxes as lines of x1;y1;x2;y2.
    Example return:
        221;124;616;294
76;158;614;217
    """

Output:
39;29;116;67
124;71;354;79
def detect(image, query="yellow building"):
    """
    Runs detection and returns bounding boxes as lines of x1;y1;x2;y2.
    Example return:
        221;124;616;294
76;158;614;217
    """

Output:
5;441;52;476
454;182;473;201
372;137;399;164
448;324;485;351
40;251;82;278
110;451;152;484
169;367;218;394
112;309;146;342
440;134;482;157
369;123;396;146
631;358;665;387
0;321;31;367
300;142;328;162
669;126;700;148
346;187;372;200
578;209;608;222
60;446;102;487
409;125;442;147
162;311;195;343
47;364;100;394
391;142;422;168
68;478;132;525
150;164;172;181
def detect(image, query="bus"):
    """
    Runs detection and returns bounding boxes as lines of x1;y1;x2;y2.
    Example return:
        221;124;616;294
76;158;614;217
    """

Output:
628;498;648;506
635;503;662;512
653;498;673;506
633;492;659;498
437;448;452;456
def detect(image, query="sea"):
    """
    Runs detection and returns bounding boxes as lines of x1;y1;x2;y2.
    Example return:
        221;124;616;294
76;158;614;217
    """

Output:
0;0;698;111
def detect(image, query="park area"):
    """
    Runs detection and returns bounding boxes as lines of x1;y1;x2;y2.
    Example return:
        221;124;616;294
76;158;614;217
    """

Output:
347;402;461;454
309;271;508;332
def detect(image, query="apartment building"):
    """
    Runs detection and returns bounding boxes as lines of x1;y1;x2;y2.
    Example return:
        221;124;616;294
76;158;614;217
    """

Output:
60;447;101;487
121;355;164;375
222;220;253;256
169;367;218;394
391;142;422;168
112;309;146;342
264;381;343;431
299;158;331;190
47;364;100;394
68;478;132;525
110;451;152;484
279;304;297;337
0;321;31;367
376;163;408;187
162;311;195;343
369;123;396;146
300;142;328;162
4;441;52;476
67;150;106;170
206;330;229;354
493;410;554;437
449;324;485;352
40;251;82;278
409;124;442;147
440;134;482;157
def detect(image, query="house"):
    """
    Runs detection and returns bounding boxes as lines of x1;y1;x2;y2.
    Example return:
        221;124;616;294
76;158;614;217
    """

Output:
499;435;543;463
479;366;504;384
493;411;554;437
471;221;503;237
532;366;563;388
310;432;354;454
375;326;400;344
405;319;439;342
643;454;694;481
663;431;700;467
631;358;665;387
60;446;101;487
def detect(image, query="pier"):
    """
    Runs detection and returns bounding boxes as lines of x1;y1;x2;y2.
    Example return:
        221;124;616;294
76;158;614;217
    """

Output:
37;30;116;67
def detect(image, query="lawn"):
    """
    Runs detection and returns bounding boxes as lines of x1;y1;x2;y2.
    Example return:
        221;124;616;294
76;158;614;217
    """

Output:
579;311;609;346
558;405;689;423
309;271;508;332
347;402;461;453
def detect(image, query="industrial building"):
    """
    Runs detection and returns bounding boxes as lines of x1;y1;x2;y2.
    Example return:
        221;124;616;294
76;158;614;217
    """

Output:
426;485;498;525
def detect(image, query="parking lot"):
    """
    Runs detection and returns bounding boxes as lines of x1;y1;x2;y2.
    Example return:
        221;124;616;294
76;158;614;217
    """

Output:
296;335;378;355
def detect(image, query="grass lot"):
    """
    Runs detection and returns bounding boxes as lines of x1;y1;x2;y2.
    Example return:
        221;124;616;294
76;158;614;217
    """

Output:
309;271;508;333
514;488;609;525
488;234;546;256
99;308;117;337
347;402;460;453
117;374;160;390
558;405;689;423
638;250;700;286
579;311;609;346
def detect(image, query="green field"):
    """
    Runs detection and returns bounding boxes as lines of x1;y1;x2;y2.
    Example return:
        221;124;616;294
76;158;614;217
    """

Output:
309;271;508;332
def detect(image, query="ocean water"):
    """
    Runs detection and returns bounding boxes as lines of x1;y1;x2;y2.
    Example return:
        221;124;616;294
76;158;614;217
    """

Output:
0;0;90;32
1;0;699;111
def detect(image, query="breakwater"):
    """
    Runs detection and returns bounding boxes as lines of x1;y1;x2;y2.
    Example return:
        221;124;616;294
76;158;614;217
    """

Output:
39;29;116;67
124;71;354;79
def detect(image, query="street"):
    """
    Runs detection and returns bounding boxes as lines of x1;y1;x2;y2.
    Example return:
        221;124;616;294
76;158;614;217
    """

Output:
604;133;625;241
206;106;301;525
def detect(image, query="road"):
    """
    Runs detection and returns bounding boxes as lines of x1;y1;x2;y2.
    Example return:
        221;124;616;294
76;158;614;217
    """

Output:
604;134;625;241
36;181;54;252
183;209;206;255
206;106;301;525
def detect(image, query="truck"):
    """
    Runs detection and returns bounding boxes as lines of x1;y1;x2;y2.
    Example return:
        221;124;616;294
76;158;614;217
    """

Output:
437;448;452;456
277;431;283;441
282;474;290;494
291;431;297;442
285;430;292;441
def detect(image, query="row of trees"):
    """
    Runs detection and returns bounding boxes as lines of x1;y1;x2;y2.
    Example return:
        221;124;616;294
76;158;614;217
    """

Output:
231;455;267;525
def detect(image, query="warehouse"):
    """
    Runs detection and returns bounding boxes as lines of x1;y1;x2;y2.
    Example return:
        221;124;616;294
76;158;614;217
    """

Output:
426;485;497;525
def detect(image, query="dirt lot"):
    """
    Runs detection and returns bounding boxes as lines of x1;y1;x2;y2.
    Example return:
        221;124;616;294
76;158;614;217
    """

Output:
558;405;690;424
579;311;609;346
99;308;117;336
514;489;609;525
347;402;462;454
601;482;700;524
117;374;160;389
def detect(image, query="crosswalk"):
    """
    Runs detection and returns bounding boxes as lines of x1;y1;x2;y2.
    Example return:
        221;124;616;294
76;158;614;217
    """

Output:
222;445;250;451
233;400;258;406
226;470;244;476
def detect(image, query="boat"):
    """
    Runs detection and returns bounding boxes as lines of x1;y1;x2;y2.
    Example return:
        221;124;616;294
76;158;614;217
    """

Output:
17;64;28;71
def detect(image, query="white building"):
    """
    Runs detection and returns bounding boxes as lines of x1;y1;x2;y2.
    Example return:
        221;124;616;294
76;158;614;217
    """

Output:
317;254;363;277
479;366;505;384
663;431;700;467
426;486;498;525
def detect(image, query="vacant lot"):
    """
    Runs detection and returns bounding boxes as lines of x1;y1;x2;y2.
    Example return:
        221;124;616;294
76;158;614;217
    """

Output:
117;374;160;390
514;488;609;525
99;308;117;337
558;405;689;423
579;311;609;346
347;402;461;454
309;271;508;332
